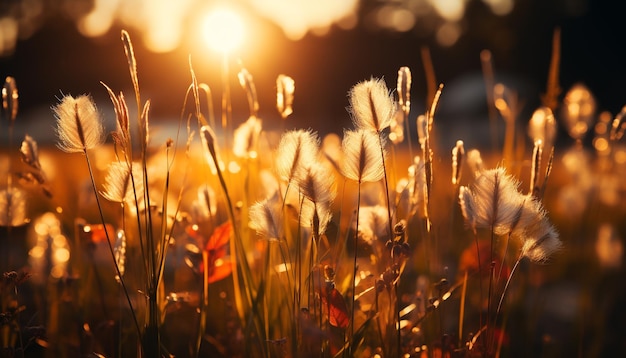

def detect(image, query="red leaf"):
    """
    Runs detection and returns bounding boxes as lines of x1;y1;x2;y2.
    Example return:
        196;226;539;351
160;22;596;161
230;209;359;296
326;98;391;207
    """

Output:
323;287;349;328
205;221;232;251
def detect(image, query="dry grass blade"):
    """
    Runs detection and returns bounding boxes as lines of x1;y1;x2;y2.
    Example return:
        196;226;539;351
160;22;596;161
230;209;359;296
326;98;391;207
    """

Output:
238;67;259;117
121;30;140;104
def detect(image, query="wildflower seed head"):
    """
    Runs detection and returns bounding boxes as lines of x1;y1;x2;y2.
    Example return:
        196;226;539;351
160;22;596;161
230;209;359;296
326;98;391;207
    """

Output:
54;94;104;153
342;129;385;183
349;77;395;132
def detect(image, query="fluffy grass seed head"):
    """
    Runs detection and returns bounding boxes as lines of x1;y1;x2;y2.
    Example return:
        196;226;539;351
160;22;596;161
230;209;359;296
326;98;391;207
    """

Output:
233;115;262;159
249;195;283;241
354;205;390;244
0;186;27;227
275;129;319;183
300;199;333;238
349;77;395;133
101;161;145;210
53;94;104;153
295;162;336;206
459;167;525;235
342;129;385;183
520;218;561;263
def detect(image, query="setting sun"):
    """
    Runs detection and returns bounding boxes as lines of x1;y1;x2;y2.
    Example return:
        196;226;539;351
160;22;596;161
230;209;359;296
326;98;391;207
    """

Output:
202;8;245;54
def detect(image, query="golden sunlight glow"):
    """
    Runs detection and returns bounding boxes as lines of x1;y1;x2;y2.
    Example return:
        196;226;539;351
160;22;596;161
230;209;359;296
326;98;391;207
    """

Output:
228;160;241;173
428;0;465;22
202;9;245;54
249;0;358;40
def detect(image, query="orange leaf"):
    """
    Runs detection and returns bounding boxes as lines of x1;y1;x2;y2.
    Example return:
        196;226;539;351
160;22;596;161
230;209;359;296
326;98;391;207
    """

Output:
207;257;232;284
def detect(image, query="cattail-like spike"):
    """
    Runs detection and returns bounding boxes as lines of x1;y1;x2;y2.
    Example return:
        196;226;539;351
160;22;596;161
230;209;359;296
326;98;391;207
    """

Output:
275;130;319;183
342;129;385;183
233;116;262;159
20;134;41;170
114;230;127;282
349;78;395;132
54;95;104;153
0;187;27;227
2;76;18;123
140;99;151;148
397;67;411;115
529;140;543;197
200;125;222;174
416;114;428;150
407;156;426;218
610;105;626;141
238;67;259;117
466;149;485;177
193;185;217;222
452;140;465;186
276;74;295;119
528;106;556;145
